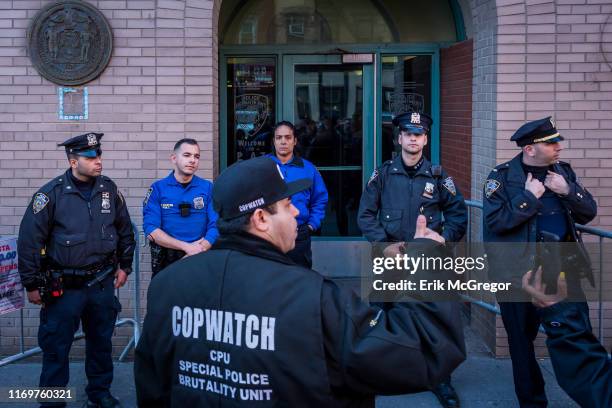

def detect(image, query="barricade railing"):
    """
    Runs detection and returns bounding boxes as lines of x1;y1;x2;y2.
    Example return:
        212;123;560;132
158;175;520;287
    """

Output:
0;222;142;367
462;200;612;340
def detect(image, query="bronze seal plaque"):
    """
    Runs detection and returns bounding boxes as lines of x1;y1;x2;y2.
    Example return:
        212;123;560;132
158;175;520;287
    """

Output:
27;1;113;86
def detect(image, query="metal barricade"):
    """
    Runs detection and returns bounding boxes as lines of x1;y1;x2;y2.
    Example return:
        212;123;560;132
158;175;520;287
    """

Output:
0;222;142;367
461;199;612;340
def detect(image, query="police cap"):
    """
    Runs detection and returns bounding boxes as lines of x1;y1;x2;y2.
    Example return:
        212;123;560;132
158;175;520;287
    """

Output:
511;117;564;147
213;156;312;220
392;112;433;134
58;132;103;157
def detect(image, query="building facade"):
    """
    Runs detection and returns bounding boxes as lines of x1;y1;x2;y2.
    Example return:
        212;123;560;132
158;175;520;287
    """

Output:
1;0;611;358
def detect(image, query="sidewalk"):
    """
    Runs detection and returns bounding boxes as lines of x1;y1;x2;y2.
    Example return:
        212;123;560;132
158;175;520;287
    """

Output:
0;327;577;407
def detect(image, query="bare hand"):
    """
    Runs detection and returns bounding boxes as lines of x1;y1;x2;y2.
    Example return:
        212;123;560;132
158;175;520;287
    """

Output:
544;171;570;195
383;242;403;258
114;268;128;289
183;241;205;257
525;173;545;199
522;266;567;308
413;214;445;244
198;239;212;252
27;289;42;305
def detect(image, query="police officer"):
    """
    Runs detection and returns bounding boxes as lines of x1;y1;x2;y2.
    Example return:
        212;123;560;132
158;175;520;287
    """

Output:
357;111;467;408
143;138;218;277
483;117;597;407
18;133;135;408
266;121;328;268
522;268;611;408
134;156;465;407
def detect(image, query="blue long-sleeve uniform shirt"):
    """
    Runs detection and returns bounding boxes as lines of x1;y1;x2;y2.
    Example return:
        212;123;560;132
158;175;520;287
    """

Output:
143;172;219;244
267;154;328;230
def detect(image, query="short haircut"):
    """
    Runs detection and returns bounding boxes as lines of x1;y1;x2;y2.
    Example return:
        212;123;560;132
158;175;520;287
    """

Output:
216;203;278;235
274;121;296;136
174;138;199;152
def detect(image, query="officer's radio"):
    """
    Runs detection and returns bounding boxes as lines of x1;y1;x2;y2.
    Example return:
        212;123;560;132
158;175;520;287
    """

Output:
179;203;191;217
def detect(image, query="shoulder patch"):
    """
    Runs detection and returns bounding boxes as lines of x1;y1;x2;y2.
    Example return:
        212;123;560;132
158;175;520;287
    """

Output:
143;187;153;206
32;193;49;214
485;179;501;199
442;177;457;196
367;169;379;186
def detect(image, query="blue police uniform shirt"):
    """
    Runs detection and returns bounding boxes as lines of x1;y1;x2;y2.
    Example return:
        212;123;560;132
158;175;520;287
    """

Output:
143;172;219;244
266;154;328;229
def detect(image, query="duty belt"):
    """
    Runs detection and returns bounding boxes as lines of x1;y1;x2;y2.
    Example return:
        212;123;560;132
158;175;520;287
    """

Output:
60;263;114;278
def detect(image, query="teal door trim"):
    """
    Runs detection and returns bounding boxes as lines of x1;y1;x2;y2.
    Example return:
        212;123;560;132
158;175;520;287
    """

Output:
220;43;442;173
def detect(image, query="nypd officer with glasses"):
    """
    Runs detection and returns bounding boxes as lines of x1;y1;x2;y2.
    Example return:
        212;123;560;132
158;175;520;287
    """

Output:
18;132;135;408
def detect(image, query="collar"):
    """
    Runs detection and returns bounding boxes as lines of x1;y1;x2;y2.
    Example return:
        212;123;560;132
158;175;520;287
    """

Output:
164;170;201;187
389;155;432;177
267;153;304;168
507;153;565;183
212;231;296;266
62;169;107;197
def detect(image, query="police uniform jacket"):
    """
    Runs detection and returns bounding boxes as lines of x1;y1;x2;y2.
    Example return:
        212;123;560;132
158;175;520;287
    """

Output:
134;232;465;407
538;302;611;408
483;153;596;284
358;155;467;243
18;169;135;291
266;154;328;230
143;172;219;244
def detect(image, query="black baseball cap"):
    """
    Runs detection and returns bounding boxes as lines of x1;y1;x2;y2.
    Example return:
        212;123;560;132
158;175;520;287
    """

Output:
213;156;312;220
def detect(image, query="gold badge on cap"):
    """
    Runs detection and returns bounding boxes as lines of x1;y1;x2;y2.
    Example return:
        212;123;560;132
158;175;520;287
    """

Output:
549;117;556;128
423;182;434;199
411;112;421;124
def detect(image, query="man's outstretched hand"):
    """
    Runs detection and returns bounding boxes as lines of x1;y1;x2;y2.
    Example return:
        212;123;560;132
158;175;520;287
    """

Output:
522;266;567;308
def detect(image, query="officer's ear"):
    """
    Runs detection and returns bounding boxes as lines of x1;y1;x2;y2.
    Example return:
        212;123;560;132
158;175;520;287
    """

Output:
523;145;536;158
67;153;78;168
424;134;428;146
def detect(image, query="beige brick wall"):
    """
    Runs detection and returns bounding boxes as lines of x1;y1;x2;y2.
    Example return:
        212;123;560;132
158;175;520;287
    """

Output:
0;0;218;357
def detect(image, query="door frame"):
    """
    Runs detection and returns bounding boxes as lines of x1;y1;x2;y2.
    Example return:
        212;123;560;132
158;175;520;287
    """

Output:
220;43;443;176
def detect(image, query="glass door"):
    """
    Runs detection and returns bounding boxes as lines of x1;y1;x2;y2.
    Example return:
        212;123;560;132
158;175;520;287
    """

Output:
282;55;374;237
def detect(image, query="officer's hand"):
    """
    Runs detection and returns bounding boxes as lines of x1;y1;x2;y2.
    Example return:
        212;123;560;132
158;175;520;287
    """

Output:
413;214;445;244
27;290;42;305
544;171;570;196
383;242;403;258
183;242;205;257
199;239;212;252
114;268;128;289
525;172;545;199
522;267;568;308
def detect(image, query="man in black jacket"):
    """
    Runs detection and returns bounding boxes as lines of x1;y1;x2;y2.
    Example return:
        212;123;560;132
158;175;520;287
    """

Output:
522;268;611;408
135;156;465;407
18;133;135;408
483;117;597;408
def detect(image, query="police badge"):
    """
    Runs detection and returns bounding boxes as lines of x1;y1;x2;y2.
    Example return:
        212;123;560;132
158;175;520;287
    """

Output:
87;133;98;146
32;193;49;214
442;177;457;196
485;179;501;198
423;182;435;199
193;196;204;210
101;191;111;213
411;112;421;124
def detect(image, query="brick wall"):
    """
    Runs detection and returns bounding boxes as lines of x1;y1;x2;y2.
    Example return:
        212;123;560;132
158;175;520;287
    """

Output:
441;39;473;199
493;0;612;357
0;0;218;358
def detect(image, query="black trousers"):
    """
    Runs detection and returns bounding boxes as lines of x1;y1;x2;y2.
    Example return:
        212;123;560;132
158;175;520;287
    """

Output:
150;241;186;277
286;224;312;268
499;301;548;408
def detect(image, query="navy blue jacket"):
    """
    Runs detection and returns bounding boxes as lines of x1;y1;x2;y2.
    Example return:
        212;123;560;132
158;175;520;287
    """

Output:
135;232;465;407
539;302;611;408
143;172;219;244
266;154;328;230
483;153;596;285
18;170;135;291
357;155;467;243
